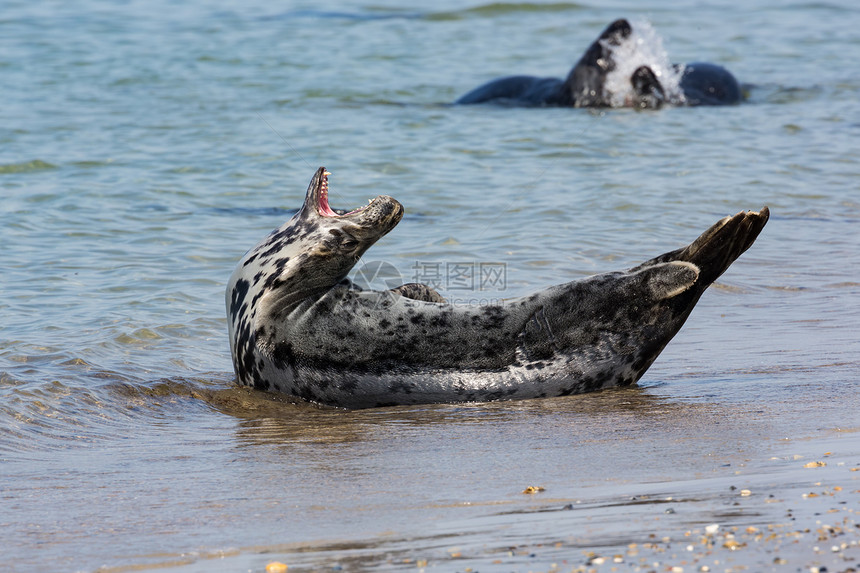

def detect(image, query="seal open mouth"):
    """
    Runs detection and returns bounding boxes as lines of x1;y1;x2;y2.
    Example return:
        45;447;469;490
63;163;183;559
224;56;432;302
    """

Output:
316;168;378;218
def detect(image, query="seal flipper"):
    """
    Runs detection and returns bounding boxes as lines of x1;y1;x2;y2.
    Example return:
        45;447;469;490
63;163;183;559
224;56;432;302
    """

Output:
632;207;770;287
516;208;767;395
565;18;632;107
630;66;666;109
391;283;447;303
636;261;699;300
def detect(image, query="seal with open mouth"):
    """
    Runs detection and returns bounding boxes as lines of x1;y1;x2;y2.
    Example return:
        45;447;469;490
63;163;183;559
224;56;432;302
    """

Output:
226;167;768;408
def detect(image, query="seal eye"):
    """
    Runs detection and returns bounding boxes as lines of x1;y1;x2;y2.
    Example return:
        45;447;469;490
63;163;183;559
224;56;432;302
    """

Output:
329;228;359;251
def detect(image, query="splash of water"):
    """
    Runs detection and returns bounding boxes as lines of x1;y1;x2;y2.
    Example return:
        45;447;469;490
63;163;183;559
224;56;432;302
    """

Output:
601;19;686;107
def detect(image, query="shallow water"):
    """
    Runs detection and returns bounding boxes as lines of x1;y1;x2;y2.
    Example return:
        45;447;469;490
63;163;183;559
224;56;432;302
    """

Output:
2;1;859;571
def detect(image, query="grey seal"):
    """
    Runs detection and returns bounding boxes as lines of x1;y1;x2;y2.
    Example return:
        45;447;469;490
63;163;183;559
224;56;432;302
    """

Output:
455;19;741;109
226;167;768;408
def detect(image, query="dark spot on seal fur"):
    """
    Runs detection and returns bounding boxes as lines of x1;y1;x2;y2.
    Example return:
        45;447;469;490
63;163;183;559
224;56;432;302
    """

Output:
232;319;265;391
230;279;250;322
243;252;260;267
263;273;285;292
339;378;359;393
272;342;297;369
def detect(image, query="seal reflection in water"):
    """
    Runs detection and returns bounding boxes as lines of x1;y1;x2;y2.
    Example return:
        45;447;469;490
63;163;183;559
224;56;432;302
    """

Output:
226;168;768;409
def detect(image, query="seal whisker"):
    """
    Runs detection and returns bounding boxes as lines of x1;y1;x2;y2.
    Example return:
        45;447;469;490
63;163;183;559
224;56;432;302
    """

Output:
255;112;315;169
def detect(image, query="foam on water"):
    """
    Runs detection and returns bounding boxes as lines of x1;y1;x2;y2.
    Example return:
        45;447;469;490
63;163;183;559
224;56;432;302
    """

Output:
601;19;686;107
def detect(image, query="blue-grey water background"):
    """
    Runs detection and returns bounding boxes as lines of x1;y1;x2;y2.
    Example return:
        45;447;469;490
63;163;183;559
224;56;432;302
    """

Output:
2;1;859;571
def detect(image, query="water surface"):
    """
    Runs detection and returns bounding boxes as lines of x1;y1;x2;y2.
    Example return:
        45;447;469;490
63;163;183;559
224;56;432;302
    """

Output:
2;1;859;571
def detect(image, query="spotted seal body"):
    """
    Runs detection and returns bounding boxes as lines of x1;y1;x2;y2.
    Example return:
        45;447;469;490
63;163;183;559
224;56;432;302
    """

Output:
455;18;741;109
227;167;768;409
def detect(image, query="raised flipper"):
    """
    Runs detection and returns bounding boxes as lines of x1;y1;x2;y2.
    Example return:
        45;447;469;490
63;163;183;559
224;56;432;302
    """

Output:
391;283;447;303
565;18;633;107
515;207;770;392
632;207;770;287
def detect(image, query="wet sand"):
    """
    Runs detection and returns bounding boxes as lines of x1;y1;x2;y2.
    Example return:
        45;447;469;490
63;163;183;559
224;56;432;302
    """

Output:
96;444;860;573
86;372;860;573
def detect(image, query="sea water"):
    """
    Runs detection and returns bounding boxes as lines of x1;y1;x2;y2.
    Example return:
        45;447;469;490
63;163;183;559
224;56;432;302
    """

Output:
2;1;859;571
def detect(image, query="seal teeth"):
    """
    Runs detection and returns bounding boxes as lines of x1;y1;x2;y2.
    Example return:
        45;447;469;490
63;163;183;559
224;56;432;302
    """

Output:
318;170;338;217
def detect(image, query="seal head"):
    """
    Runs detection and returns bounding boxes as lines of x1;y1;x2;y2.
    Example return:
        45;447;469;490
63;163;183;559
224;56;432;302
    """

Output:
238;168;401;317
291;167;402;291
226;168;402;391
